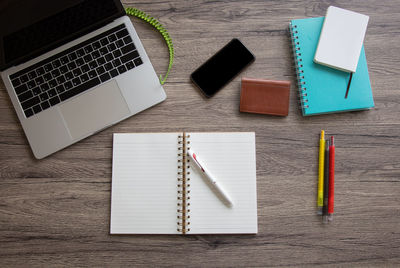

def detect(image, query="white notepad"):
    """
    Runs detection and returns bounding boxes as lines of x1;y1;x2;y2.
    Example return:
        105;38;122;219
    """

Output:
110;132;258;234
314;6;369;73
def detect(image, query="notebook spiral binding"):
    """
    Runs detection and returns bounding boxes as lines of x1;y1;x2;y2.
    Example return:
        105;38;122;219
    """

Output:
177;133;191;234
289;23;309;112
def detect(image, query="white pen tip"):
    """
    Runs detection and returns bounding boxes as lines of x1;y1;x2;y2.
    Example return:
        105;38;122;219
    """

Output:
317;208;323;215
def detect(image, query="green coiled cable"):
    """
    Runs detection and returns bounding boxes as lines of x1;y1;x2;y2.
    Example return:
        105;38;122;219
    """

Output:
125;7;174;85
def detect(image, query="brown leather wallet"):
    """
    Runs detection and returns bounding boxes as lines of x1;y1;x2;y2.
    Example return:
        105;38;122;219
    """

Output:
240;77;290;116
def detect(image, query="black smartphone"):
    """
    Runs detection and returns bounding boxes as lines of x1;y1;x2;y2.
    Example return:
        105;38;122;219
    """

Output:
190;38;255;97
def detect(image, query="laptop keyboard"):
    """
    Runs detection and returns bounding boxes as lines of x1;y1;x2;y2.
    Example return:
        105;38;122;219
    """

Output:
9;24;143;118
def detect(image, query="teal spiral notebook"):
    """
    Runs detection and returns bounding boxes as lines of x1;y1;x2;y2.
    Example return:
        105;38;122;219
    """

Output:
289;17;374;116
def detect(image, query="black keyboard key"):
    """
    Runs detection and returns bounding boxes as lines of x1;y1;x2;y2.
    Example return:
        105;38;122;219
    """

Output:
96;66;105;75
89;61;98;69
52;59;61;68
88;70;97;79
11;78;21;87
92;50;101;59
100;37;109;46
121;50;139;63
27;80;36;89
60;65;68;74
48;79;57;88
40;83;50;92
51;69;61;78
72;77;81;86
116;39;124;48
80;73;89;82
118;65;127;74
18;90;33;102
97;57;106;66
110;69;118;78
113;49;122;58
92;41;101;50
107;43;117;52
81;64;90;73
22;96;40;110
59;77;101;101
37;67;45;75
84;44;93;53
73;68;82;77
56;75;66;84
64;81;73;90
108;33;117;42
28;71;37;80
134;57;143;66
112;58;122;67
43;73;52;81
49;96;60;106
105;53;114;62
99;47;108;55
44;63;53;72
121;43;135;54
76;58;85;66
60;56;69;65
68;52;77;61
65;72;74;81
32;87;41;95
41;100;50;110
20;74;28;83
100;72;111;82
104;62;113;71
39;92;49;101
116;29;129;39
76;48;85;57
123;36;133;45
56;85;65;94
32;104;42;114
24;108;34;118
84;54;92;63
48;88;57;97
15;84;28;95
35;76;44;85
126;61;135;70
67;61;77;70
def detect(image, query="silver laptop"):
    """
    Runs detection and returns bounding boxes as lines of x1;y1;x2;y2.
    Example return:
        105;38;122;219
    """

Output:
0;0;166;159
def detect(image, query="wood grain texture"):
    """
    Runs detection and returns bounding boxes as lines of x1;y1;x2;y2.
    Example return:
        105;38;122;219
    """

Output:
1;0;399;267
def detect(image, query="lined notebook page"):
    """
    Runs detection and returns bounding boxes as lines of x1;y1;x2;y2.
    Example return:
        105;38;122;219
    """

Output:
110;133;181;234
187;132;257;234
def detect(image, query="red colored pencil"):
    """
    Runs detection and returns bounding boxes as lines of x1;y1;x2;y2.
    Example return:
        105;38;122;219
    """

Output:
328;136;335;221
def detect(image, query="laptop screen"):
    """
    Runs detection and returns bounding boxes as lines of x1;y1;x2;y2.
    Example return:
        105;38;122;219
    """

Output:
0;0;124;71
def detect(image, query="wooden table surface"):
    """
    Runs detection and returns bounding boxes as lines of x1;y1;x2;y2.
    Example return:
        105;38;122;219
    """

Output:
1;0;399;267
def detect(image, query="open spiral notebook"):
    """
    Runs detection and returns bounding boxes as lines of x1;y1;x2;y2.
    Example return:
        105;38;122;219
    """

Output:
110;132;258;234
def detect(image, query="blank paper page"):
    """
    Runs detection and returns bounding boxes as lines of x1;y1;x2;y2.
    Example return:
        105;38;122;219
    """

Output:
314;6;369;72
110;133;181;234
187;132;257;234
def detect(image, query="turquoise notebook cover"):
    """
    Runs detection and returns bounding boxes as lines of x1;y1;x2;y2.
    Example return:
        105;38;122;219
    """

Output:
289;17;374;116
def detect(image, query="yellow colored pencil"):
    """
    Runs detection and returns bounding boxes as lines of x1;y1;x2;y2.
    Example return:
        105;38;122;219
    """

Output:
317;130;325;215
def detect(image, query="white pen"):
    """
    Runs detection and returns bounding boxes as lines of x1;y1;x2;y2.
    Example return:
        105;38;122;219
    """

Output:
187;149;233;207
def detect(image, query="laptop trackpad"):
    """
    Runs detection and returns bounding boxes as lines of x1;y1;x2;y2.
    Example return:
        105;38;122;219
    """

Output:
60;80;130;140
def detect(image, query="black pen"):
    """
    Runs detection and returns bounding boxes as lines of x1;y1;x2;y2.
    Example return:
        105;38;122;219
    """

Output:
345;73;353;99
322;139;330;223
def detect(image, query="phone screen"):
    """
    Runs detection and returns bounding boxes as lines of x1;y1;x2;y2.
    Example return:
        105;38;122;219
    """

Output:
190;39;255;97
